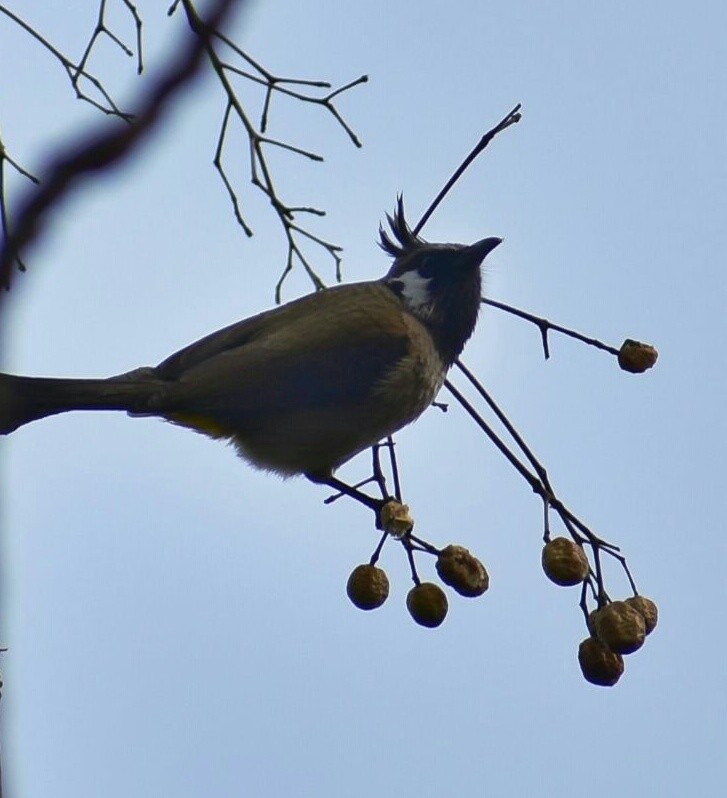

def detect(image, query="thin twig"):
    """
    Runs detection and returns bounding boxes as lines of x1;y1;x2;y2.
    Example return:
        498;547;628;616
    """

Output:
354;105;524;551
342;106;524;574
482;297;620;360
413;104;522;237
369;531;388;566
444;378;542;493
384;437;403;502
75;0;144;80
0;3;135;118
443;375;632;603
178;0;365;297
0;0;241;301
455;359;551;489
403;538;421;585
0;140;39;275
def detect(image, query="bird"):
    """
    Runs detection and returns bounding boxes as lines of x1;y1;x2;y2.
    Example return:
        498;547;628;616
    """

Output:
0;199;501;498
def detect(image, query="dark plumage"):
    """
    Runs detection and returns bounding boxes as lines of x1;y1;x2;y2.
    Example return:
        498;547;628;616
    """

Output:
0;201;501;479
378;196;427;258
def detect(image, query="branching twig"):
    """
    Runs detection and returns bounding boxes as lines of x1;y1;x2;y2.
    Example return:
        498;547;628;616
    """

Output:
213;29;366;144
455;359;550;489
175;0;365;299
482;297;620;360
0;3;136;119
2;0;361;301
444;367;637;608
75;0;144;79
0;0;241;303
347;103;645;623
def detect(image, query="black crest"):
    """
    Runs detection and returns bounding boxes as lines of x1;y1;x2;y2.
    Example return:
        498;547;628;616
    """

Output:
378;196;427;258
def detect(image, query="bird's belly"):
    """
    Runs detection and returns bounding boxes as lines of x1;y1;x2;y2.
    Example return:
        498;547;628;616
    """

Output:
232;365;445;478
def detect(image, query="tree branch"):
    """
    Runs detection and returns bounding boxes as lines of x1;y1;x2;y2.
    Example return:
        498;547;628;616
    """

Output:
0;0;242;308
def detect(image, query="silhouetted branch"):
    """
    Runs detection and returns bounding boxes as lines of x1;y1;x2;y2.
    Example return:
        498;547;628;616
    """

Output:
413;103;522;237
0;136;39;275
0;3;137;119
1;0;366;303
174;0;366;299
76;0;144;79
447;361;638;613
482;297;620;359
0;0;241;305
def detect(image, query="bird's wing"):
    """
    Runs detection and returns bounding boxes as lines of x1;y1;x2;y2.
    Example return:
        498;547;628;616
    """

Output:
154;295;308;379
151;283;416;422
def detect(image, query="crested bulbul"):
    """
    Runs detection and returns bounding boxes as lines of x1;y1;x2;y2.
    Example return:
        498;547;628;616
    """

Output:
0;201;501;482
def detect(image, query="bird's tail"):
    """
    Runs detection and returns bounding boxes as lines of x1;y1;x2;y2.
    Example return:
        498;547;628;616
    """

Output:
0;370;161;434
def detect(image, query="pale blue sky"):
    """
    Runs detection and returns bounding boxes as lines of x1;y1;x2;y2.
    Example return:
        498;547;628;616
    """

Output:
1;1;726;796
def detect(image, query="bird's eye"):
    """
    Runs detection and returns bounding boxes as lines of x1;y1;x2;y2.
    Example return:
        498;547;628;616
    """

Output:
417;256;436;279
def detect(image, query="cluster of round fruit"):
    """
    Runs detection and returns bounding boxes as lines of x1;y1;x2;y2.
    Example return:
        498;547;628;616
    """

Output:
346;544;488;627
542;536;658;686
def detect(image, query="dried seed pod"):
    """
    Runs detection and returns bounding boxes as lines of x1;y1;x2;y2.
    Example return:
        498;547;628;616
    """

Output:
406;582;448;628
541;537;590;586
593;600;646;654
380;500;414;539
436;544;489;597
618;339;658;373
578;636;625;687
625;595;658;635
587;608;603;638
346;564;389;611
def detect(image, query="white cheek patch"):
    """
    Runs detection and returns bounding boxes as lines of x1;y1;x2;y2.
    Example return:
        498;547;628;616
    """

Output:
393;271;433;317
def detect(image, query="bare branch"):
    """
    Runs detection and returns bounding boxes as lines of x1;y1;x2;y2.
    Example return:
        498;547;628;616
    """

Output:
0;3;136;119
75;0;144;78
413;103;522;236
482;297;621;359
0;136;39;276
0;0;242;304
447;363;641;611
177;0;366;297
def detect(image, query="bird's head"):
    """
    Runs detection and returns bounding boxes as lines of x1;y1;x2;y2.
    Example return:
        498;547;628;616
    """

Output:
380;198;502;365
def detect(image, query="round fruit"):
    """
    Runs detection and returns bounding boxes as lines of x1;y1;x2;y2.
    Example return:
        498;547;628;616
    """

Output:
436;545;489;597
541;537;590;586
625;595;658;635
406;582;448;628
617;339;658;373
346;564;389;610
593;600;646;654
578;636;625;687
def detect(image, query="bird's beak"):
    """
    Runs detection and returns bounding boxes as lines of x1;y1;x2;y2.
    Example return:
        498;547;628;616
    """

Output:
465;236;503;266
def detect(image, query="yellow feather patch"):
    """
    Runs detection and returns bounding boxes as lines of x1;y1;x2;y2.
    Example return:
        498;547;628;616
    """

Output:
166;413;232;439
